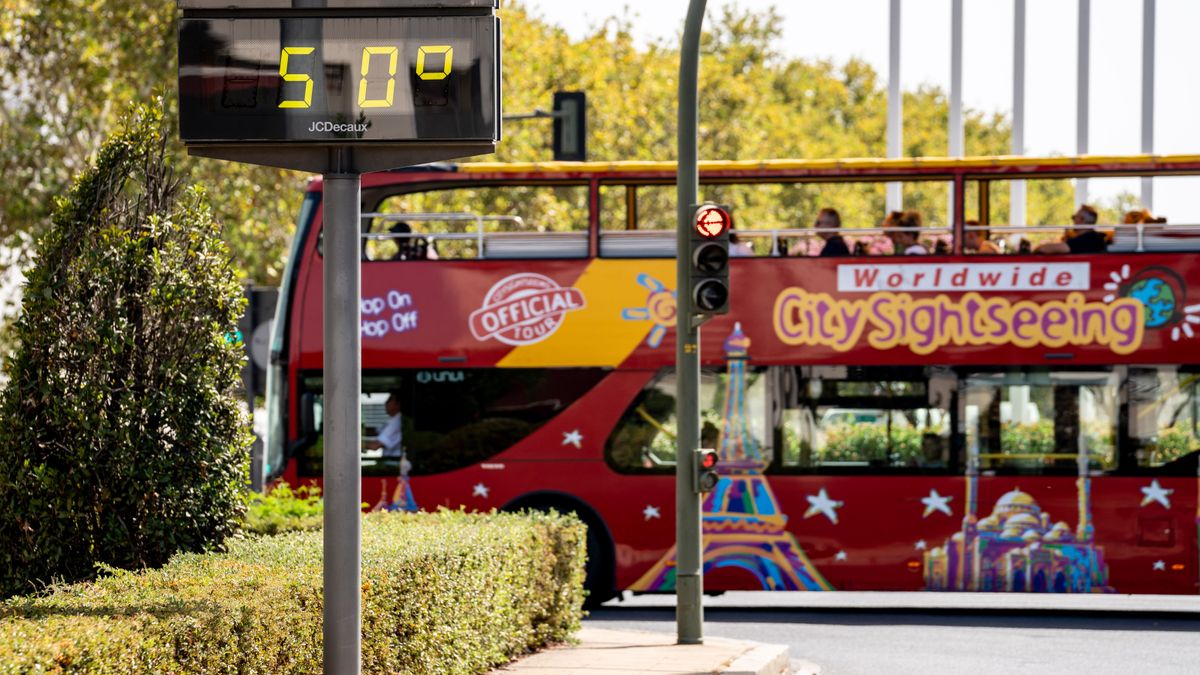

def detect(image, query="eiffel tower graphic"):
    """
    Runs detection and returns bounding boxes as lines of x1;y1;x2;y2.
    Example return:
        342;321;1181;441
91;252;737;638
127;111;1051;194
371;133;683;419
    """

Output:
630;323;832;591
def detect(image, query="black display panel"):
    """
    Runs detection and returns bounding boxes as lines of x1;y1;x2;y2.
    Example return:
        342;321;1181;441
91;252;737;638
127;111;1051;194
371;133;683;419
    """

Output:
179;16;498;143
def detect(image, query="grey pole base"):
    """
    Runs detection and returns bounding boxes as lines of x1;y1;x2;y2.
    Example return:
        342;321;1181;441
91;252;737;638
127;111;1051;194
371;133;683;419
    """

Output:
323;170;363;675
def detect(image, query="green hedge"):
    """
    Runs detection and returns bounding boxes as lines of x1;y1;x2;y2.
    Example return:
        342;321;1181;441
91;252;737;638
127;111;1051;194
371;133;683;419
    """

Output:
0;510;585;674
243;482;325;536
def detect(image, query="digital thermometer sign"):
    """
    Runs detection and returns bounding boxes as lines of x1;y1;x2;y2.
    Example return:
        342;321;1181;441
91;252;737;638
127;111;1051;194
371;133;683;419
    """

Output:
179;15;498;144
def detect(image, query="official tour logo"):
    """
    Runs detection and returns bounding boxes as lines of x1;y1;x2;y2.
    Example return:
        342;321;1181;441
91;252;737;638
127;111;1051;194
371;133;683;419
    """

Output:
469;273;586;346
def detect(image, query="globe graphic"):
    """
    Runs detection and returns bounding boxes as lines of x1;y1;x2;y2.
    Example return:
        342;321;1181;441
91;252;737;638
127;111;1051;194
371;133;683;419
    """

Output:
1128;276;1177;328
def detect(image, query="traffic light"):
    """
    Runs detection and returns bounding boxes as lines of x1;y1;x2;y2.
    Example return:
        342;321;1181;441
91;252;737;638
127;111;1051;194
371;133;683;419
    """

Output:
694;448;720;493
689;203;731;316
552;92;587;161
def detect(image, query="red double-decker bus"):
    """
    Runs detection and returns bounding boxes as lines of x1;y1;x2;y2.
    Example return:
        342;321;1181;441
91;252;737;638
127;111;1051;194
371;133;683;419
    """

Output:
266;155;1200;602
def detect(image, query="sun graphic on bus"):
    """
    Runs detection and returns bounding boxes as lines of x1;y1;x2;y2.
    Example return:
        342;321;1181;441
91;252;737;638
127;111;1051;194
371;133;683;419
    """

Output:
1104;264;1200;341
621;273;677;348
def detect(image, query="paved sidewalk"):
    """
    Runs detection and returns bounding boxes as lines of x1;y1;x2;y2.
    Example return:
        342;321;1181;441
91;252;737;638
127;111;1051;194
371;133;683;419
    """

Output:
492;627;797;675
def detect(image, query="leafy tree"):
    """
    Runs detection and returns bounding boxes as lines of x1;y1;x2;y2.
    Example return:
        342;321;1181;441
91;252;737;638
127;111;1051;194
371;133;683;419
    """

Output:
0;0;303;286
2;0;1090;287
0;101;250;598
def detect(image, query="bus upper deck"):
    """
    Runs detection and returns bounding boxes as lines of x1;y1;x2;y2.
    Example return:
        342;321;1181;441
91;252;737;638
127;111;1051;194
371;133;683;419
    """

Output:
307;154;1200;262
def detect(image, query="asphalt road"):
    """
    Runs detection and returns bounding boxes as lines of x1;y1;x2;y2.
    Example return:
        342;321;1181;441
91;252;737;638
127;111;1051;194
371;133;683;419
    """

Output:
588;592;1200;675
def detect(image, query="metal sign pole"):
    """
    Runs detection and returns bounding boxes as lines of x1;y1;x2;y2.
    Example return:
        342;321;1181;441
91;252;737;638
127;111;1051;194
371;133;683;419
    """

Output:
675;0;707;646
323;159;363;675
176;6;500;672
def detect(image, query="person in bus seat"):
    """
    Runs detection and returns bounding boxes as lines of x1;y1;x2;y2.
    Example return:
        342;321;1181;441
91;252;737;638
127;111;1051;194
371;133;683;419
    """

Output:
387;221;438;261
1035;205;1107;254
963;220;1001;254
885;210;928;255
728;226;755;257
813;207;850;257
1123;209;1154;225
1111;209;1168;251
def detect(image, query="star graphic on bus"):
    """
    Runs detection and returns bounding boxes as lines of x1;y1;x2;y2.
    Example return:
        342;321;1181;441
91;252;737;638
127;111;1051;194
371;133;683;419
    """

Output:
921;489;954;517
1104;264;1200;341
620;273;676;349
803;488;844;524
1153;560;1166;571
472;482;490;499
1140;479;1173;509
562;429;583;448
643;505;661;521
915;540;927;550
834;550;848;561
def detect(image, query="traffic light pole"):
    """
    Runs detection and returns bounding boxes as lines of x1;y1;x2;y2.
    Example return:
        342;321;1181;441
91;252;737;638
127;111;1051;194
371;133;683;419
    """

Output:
675;0;708;646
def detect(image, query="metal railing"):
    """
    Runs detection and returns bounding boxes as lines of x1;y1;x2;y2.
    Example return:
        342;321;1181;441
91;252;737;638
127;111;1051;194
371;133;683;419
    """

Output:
361;212;528;260
354;212;1200;260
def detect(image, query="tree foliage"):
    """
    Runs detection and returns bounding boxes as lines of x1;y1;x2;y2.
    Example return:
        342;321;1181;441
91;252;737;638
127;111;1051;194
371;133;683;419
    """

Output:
0;101;250;598
399;3;1075;234
0;0;303;285
3;1;1085;284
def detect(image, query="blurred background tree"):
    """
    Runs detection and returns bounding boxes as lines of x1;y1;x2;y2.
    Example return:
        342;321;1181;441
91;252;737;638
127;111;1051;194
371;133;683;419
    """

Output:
2;1;1085;290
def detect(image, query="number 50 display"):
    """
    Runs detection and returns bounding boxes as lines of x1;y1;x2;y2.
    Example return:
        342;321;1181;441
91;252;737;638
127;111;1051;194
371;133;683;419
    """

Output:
278;44;454;110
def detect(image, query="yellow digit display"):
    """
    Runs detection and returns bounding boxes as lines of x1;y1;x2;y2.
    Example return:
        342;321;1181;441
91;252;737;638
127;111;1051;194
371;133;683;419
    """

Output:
277;47;315;109
416;45;454;81
358;46;398;108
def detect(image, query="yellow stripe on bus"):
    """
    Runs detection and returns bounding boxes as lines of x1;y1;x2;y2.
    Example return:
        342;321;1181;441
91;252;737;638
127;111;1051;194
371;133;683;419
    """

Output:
497;259;677;368
459;154;1200;174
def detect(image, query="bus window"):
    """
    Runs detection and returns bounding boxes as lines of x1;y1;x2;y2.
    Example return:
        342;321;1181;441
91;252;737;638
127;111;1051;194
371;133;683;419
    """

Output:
297;368;606;477
605;367;770;473
365;184;589;260
776;367;952;471
963;370;1118;475
1125;366;1200;470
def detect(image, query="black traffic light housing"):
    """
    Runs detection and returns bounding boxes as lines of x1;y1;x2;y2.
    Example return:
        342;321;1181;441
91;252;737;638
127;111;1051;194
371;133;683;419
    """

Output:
689;203;731;316
694;448;720;493
552;92;587;161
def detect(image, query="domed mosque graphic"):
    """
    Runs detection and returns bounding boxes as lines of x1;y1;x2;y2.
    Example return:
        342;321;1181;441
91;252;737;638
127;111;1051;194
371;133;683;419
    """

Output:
924;449;1112;592
631;323;832;592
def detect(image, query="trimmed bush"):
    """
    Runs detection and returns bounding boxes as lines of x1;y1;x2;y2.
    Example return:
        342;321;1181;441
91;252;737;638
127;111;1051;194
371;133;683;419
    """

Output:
0;101;251;598
244;483;324;536
0;510;586;673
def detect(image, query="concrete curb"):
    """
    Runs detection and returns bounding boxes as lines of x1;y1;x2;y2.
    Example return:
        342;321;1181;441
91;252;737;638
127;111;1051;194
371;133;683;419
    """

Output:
491;628;800;674
722;640;792;675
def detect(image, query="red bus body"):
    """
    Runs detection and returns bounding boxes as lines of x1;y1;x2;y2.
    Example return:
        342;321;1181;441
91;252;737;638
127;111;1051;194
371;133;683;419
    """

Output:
268;156;1200;598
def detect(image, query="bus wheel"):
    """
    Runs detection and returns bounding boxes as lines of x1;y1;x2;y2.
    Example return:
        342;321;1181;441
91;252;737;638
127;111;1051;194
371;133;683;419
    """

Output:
503;493;617;609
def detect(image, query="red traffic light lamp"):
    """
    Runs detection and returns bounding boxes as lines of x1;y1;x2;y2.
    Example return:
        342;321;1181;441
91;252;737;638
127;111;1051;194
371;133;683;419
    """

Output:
694;204;731;238
694;448;720;493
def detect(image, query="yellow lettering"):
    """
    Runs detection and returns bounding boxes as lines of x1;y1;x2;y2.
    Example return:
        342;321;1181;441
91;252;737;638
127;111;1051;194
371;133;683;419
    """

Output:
771;289;1146;356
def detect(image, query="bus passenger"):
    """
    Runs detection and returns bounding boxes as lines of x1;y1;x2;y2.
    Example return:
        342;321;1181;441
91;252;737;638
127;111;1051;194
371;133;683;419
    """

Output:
886;210;928;255
963;220;1000;254
388;221;439;261
1123;209;1154;225
1035;205;1107;254
814;207;850;257
729;226;755;257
